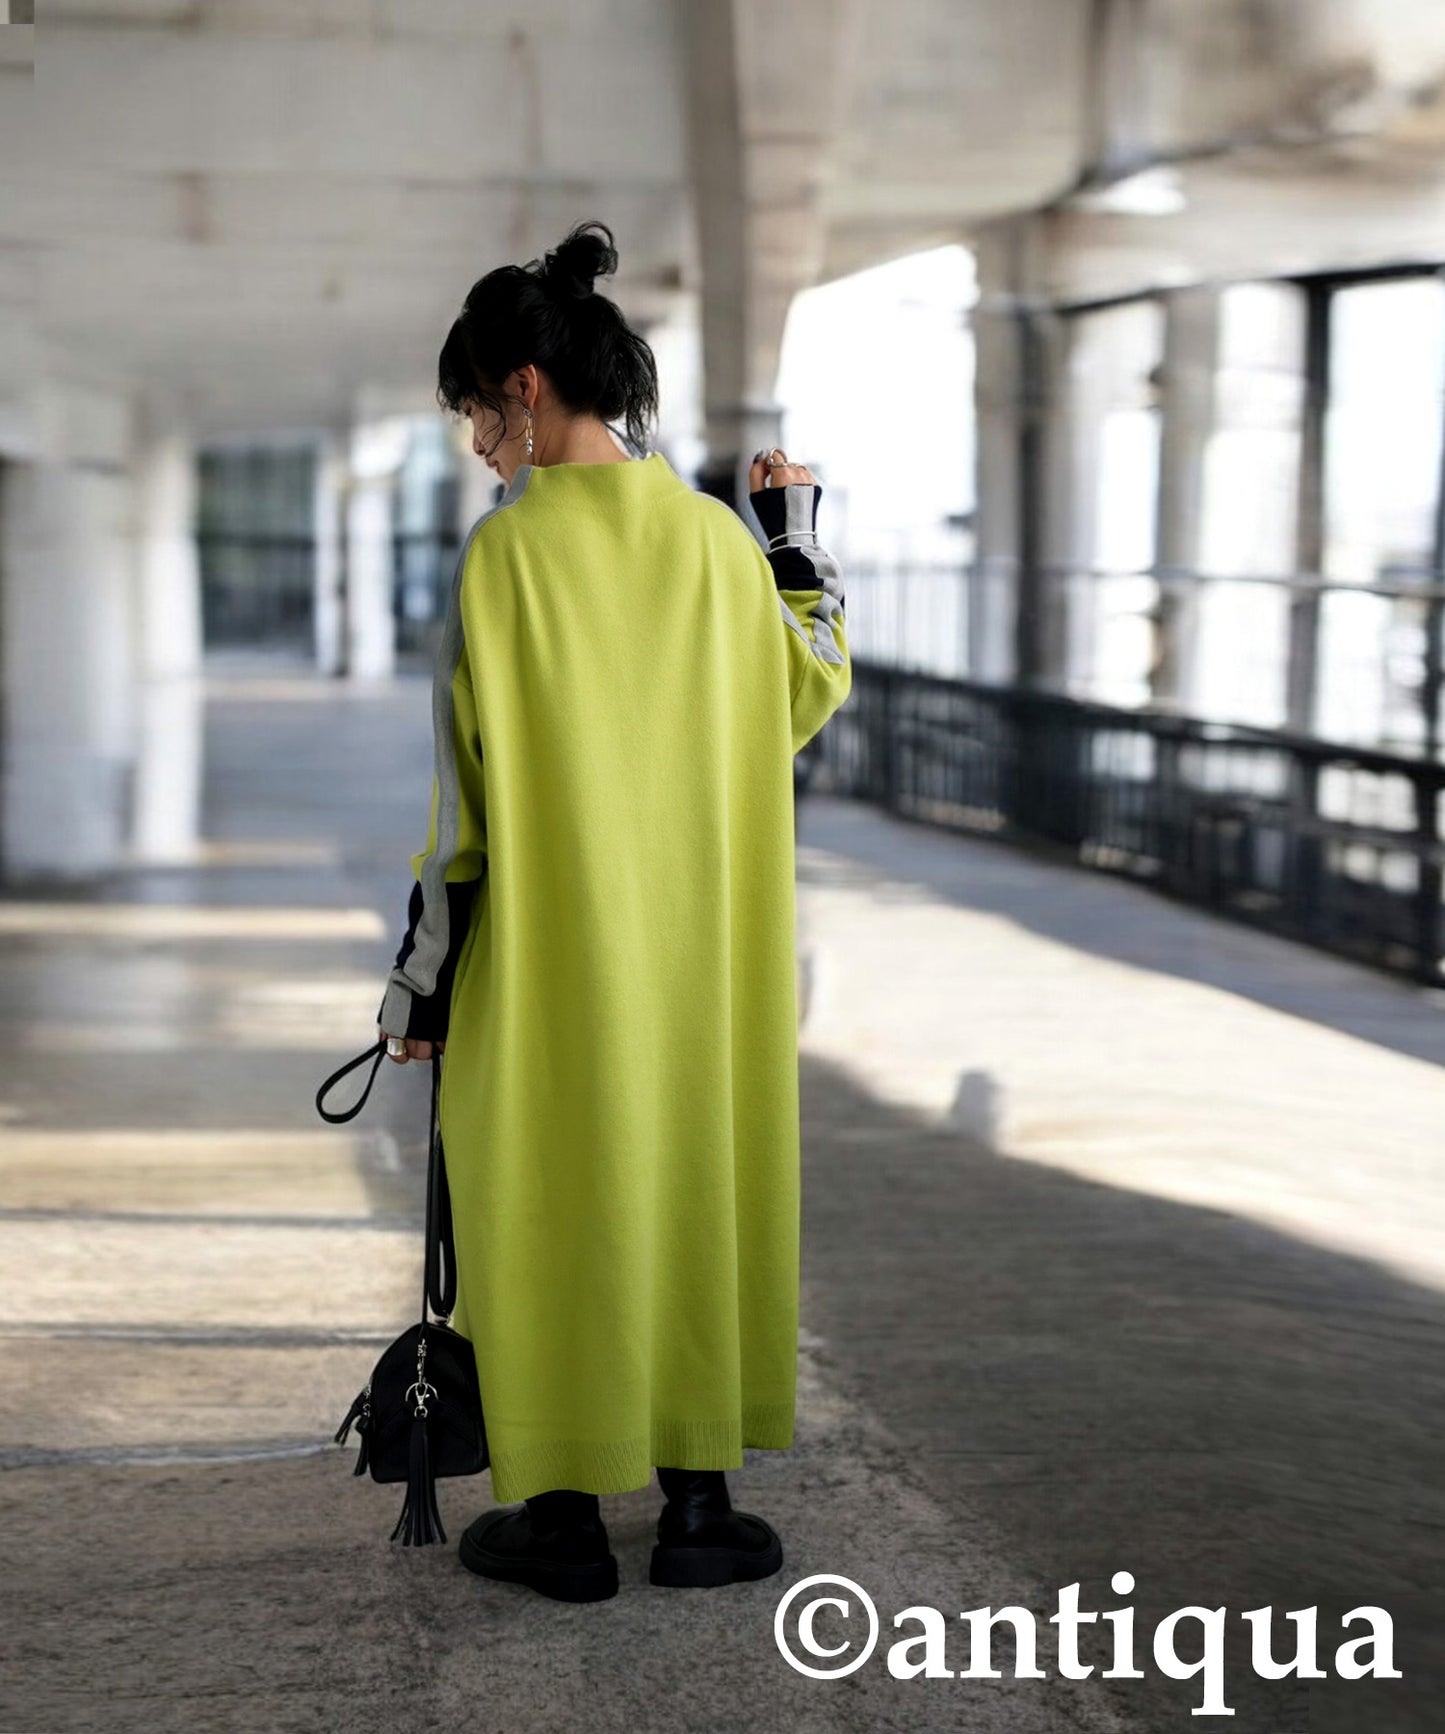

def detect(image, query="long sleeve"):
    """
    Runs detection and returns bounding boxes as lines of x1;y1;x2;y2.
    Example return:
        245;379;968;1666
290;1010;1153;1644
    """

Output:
749;480;852;754
383;878;475;1041
378;659;488;1041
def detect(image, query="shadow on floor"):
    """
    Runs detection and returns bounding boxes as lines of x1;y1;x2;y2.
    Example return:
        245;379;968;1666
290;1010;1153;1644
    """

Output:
798;1050;1441;1733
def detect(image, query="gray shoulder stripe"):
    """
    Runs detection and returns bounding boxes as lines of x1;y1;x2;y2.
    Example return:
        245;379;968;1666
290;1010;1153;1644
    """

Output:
380;469;534;1035
779;593;812;646
778;590;847;666
802;589;847;666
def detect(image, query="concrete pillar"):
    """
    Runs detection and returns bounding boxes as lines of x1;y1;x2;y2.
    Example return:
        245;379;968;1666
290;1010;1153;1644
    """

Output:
344;417;407;682
0;387;138;878
700;403;785;514
1289;286;1328;737
973;237;1025;688
679;0;749;506
313;432;346;677
1153;286;1223;714
971;218;1058;688
976;218;1172;701
679;0;860;507
131;410;204;864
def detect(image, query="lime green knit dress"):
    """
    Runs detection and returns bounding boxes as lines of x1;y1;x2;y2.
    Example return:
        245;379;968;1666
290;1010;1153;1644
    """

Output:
379;452;850;1504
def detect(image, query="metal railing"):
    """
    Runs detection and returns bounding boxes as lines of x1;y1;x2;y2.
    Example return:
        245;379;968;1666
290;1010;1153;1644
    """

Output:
807;661;1445;987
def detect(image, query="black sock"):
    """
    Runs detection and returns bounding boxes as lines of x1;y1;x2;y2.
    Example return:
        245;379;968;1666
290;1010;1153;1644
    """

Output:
656;1466;730;1509
525;1488;600;1529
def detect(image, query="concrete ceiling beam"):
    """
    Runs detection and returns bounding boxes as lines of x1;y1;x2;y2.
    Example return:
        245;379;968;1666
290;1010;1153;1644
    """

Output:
679;0;864;484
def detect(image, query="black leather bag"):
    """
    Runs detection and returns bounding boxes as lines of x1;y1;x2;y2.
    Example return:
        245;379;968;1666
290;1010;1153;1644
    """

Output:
316;1039;489;1545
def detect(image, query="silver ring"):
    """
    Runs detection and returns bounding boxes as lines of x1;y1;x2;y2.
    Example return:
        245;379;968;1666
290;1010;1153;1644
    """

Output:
385;1036;407;1058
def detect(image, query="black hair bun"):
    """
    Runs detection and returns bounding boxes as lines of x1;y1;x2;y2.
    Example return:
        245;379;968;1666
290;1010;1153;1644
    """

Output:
540;220;619;300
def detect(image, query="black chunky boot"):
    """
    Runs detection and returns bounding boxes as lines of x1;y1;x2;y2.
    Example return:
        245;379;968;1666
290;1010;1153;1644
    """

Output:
459;1489;618;1603
649;1467;784;1588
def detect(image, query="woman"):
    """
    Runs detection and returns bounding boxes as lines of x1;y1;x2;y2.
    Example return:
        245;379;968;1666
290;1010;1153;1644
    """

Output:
378;219;851;1603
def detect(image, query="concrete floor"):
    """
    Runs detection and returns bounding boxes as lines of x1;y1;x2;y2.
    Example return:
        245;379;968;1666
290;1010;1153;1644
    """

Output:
1;672;1440;1733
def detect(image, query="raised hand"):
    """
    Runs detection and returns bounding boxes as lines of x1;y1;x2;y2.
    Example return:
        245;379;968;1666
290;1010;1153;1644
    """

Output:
748;447;815;492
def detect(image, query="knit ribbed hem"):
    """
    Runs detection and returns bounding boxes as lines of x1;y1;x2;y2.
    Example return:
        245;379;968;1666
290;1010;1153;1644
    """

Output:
486;1403;796;1504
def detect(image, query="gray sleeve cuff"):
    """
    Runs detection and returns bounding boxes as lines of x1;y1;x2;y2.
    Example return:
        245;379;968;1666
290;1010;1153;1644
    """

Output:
378;976;414;1038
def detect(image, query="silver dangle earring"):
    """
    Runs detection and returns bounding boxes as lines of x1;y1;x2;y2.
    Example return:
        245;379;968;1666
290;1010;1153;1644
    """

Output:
523;408;534;461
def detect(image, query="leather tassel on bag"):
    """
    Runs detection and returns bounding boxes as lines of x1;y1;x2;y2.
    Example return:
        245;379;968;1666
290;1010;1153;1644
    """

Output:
333;1383;372;1478
391;1408;447;1546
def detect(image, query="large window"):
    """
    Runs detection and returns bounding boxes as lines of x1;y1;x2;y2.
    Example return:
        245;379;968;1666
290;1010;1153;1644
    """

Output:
1046;268;1445;757
774;245;976;675
1189;282;1305;729
1316;275;1445;753
1049;298;1165;707
198;445;316;652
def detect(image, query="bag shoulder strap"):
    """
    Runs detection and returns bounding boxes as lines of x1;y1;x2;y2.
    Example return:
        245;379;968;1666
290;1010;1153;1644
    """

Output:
315;1040;458;1326
423;1053;457;1321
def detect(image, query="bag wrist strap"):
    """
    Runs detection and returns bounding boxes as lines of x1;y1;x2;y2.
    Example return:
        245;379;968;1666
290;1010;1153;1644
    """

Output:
315;1037;387;1123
